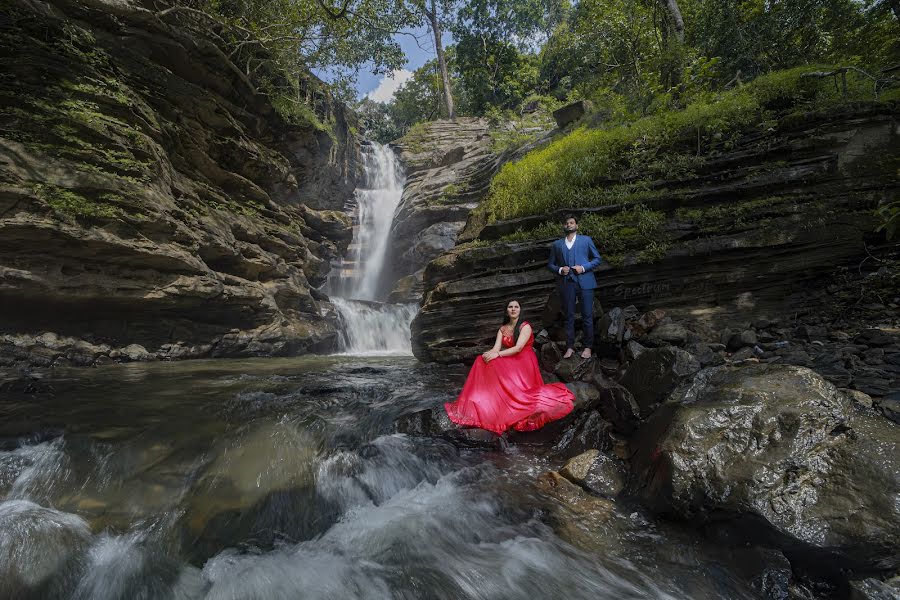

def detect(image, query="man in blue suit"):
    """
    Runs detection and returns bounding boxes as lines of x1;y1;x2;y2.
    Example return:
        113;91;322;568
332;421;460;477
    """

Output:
547;215;603;359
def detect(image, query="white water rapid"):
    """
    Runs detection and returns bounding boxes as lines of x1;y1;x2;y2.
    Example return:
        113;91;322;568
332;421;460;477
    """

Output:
329;142;417;354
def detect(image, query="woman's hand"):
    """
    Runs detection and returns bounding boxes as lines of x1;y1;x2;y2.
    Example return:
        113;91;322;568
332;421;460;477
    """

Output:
482;349;500;363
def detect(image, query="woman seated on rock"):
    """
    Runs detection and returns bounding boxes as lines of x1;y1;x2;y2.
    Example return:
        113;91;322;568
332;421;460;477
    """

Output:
444;300;575;433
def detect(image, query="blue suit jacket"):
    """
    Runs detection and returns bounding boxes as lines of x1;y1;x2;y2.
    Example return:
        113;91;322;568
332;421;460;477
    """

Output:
547;235;603;290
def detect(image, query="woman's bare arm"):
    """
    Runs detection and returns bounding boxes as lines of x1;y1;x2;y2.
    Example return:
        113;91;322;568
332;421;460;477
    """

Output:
482;329;504;362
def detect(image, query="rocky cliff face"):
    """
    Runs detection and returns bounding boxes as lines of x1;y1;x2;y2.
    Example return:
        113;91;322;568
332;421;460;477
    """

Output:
412;102;899;363
0;0;360;367
385;118;506;302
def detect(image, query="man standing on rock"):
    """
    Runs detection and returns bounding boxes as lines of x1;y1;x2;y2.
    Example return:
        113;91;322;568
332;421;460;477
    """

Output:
548;215;603;359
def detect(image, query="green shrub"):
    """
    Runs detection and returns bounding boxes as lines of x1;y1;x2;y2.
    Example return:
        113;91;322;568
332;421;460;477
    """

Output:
481;66;884;223
498;204;667;264
33;184;122;219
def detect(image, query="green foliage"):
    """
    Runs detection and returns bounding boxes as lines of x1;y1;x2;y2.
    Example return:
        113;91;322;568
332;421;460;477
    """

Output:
269;88;329;133
498;204;667;264
453;34;540;115
481;66;885;222
536;0;899;115
539;0;660;111
401;121;437;154
486;96;559;152
682;0;899;84
877;199;900;240
354;57;454;143
438;183;461;203
33;184;122;219
676;196;794;236
451;0;568;115
356;97;405;143
201;0;410;87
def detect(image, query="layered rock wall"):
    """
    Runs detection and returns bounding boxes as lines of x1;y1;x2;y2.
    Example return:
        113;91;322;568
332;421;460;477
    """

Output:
0;0;360;366
385;118;507;301
412;103;899;362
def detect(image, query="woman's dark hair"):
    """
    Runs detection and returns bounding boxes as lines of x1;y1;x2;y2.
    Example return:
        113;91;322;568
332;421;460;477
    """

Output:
563;214;578;224
502;300;524;342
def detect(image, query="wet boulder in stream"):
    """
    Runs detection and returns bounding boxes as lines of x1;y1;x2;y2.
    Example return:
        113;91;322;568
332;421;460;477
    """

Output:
0;500;91;599
180;421;326;560
631;364;900;573
619;346;700;417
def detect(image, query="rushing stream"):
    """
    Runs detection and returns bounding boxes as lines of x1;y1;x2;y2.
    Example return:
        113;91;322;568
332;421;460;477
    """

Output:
1;358;764;599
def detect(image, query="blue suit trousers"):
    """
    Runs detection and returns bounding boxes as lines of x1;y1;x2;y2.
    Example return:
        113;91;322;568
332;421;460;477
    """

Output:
560;277;594;349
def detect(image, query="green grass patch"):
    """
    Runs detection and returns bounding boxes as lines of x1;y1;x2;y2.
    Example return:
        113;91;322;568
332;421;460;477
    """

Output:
270;92;330;135
33;184;123;219
498;204;667;265
481;66;885;223
401;122;434;154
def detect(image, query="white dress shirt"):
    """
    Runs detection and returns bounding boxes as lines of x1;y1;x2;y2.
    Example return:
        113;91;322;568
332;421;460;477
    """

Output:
559;234;577;274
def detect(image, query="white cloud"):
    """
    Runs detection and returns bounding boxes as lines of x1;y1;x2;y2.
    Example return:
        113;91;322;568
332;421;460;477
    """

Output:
366;69;413;103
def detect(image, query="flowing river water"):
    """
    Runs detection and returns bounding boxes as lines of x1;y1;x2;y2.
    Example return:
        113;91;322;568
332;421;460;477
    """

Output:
1;143;766;599
1;357;764;599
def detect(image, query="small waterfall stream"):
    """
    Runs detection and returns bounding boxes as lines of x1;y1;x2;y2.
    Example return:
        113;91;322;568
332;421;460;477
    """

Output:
329;142;417;355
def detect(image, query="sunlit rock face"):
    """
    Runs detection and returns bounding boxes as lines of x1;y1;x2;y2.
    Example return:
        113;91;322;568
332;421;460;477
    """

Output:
0;0;362;367
386;118;522;303
412;103;900;363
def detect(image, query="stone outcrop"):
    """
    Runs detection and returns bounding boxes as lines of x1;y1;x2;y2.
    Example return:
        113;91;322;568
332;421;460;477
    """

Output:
412;102;900;363
630;364;900;574
0;0;360;367
384;119;502;301
385;118;543;302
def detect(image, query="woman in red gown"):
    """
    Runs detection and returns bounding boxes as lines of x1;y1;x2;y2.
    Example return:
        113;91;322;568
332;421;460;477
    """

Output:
444;300;575;433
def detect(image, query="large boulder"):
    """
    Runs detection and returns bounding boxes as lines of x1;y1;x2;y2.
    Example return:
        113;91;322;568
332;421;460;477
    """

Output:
0;500;91;599
631;364;900;572
180;421;326;560
551;100;593;128
593;377;641;435
619;347;700;417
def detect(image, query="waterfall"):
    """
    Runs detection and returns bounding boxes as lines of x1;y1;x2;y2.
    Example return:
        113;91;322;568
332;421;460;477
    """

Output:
329;142;417;355
331;299;418;355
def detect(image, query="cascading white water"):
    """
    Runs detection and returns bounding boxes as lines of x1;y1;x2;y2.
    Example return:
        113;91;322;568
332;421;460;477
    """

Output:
331;298;418;356
349;143;405;301
330;142;417;354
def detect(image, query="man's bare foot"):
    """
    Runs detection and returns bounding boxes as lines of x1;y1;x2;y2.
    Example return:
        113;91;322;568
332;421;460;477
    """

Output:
580;348;592;359
563;348;575;359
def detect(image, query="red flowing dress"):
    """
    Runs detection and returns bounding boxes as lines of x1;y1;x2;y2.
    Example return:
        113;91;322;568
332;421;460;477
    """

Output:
444;322;575;433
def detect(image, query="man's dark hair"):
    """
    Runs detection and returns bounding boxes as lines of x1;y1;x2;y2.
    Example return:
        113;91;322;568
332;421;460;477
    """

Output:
563;214;578;224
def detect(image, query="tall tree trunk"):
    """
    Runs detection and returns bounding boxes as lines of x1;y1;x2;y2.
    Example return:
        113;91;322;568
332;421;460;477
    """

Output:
659;0;685;94
662;0;685;43
427;0;455;120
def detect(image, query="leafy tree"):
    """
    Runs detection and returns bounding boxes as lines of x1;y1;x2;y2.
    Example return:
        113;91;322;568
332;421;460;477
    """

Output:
539;0;661;111
392;58;454;125
190;0;413;88
682;0;899;81
450;0;566;113
355;57;456;142
356;98;406;142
